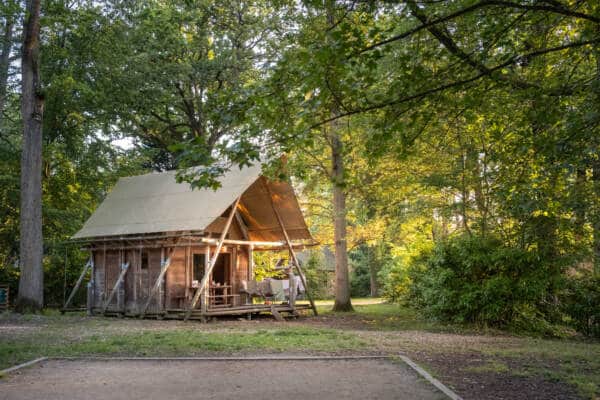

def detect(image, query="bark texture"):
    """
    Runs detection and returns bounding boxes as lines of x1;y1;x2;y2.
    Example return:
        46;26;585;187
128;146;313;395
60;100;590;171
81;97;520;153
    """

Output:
330;130;353;311
594;34;600;275
593;160;600;275
0;13;14;122
325;1;353;312
369;265;379;297
17;0;44;312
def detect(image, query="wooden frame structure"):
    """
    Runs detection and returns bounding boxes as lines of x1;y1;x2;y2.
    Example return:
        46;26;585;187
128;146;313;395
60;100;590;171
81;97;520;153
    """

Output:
68;167;318;321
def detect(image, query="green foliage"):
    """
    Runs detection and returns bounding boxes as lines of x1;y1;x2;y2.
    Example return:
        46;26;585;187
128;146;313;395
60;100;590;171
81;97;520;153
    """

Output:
301;251;334;300
405;235;562;330
562;273;600;338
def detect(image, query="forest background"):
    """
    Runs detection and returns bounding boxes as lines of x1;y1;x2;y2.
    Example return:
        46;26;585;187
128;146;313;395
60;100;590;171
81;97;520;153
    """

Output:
1;0;599;337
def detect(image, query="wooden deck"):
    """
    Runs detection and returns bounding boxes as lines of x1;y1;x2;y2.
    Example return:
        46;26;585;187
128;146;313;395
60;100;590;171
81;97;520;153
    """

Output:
93;303;312;321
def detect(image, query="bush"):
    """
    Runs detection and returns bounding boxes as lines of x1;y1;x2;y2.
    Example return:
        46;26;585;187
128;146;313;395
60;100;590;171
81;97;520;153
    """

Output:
406;234;558;328
562;273;600;338
379;257;411;303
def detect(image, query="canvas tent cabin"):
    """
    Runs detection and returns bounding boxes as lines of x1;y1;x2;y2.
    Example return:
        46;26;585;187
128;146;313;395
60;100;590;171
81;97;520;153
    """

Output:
65;164;317;320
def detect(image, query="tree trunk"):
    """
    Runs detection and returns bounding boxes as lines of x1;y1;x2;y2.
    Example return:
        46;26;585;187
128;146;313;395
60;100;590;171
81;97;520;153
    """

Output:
593;162;600;275
324;1;352;312
330;130;353;311
593;32;600;275
574;167;586;242
368;246;379;298
0;13;14;122
17;0;44;312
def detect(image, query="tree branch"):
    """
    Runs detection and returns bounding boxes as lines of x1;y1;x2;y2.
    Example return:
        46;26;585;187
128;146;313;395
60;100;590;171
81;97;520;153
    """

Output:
312;38;600;130
407;0;577;94
356;0;599;56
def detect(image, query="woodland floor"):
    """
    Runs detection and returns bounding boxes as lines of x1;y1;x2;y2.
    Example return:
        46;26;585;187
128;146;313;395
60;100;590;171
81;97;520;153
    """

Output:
1;300;598;400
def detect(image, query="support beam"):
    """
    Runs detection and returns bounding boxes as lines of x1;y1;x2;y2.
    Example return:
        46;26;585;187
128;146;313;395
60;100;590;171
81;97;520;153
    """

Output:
86;253;95;315
185;197;241;321
270;304;284;321
140;251;172;318
235;211;249;240
200;238;302;247
61;257;92;312
103;261;130;314
288;266;296;311
263;178;318;316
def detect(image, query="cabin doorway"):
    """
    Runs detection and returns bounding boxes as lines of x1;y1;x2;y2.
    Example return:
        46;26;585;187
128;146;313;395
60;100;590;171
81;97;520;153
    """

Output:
212;254;230;285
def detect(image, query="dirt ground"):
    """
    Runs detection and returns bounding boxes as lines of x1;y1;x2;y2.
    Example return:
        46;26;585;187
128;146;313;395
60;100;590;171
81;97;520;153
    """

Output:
1;308;597;399
0;358;448;400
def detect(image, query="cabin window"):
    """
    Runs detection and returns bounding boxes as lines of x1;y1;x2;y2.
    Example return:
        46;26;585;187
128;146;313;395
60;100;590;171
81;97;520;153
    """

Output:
141;251;148;270
193;254;206;281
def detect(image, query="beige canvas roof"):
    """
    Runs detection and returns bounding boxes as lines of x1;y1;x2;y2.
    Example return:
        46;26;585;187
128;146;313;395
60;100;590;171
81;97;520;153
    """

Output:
72;164;313;242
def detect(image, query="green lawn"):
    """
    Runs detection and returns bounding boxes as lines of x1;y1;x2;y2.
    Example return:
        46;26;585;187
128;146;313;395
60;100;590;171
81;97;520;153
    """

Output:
1;302;599;399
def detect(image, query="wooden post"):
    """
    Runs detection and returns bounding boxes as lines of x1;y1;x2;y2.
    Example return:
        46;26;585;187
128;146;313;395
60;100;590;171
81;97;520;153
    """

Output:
288;266;296;311
140;251;172;318
185;196;241;321
158;248;165;313
86;253;95;315
247;244;254;305
62;257;92;312
102;246;107;303
200;245;210;317
235;211;249;240
117;250;124;312
103;261;130;314
263;178;318;316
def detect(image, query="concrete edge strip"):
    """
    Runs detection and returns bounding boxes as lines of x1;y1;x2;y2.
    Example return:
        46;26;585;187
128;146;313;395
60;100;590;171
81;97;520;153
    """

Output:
51;355;390;361
0;357;47;375
398;355;463;400
0;355;393;375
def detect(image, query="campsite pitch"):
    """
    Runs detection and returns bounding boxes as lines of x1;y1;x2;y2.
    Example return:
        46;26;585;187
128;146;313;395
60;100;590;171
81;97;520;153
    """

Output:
0;357;449;400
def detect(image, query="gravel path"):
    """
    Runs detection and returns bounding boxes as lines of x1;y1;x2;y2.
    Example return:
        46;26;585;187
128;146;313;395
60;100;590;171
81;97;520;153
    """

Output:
0;358;447;400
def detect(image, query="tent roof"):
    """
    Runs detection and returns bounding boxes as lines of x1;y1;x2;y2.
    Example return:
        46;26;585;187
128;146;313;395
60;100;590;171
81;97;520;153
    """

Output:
72;165;312;242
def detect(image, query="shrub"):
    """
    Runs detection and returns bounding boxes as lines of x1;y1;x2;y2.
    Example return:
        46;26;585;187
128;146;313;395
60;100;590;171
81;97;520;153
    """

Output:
406;234;558;328
562;273;600;338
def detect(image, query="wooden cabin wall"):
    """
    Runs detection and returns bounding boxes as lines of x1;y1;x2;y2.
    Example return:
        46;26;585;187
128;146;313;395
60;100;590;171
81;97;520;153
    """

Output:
92;250;105;309
91;239;253;313
233;247;249;301
165;247;187;309
123;250;137;312
104;250;120;309
144;249;162;313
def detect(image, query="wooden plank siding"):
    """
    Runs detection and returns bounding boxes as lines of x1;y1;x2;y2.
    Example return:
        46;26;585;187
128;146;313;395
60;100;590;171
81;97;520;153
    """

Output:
104;251;120;310
124;250;137;312
90;240;255;315
92;250;105;308
166;247;187;309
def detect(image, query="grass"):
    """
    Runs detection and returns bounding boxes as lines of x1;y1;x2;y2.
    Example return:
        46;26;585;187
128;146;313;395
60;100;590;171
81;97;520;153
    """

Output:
0;315;365;370
1;301;599;399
